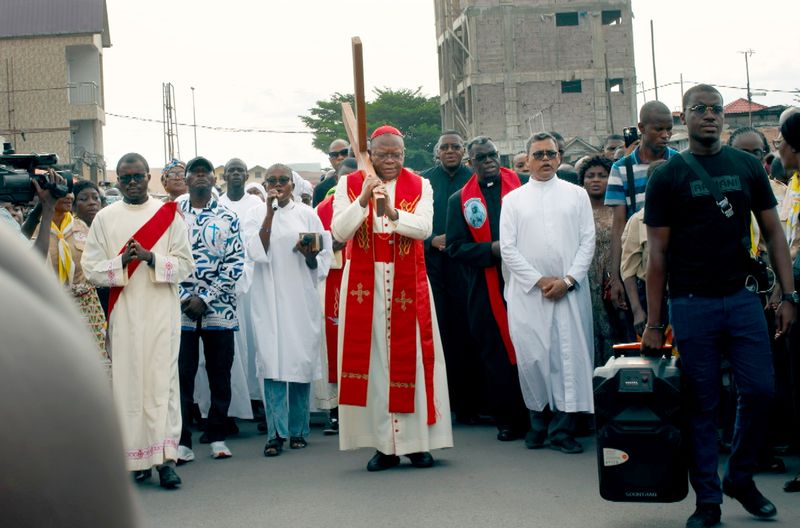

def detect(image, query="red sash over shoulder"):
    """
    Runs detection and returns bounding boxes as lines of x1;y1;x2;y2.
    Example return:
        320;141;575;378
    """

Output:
339;169;437;425
316;195;344;383
107;201;178;317
460;167;520;364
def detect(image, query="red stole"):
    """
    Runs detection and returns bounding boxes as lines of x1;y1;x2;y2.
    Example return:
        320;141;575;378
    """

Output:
107;201;178;317
460;167;520;365
339;169;437;425
316;195;344;383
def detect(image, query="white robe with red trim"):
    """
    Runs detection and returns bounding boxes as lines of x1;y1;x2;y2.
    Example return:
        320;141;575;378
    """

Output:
331;175;453;456
81;198;195;470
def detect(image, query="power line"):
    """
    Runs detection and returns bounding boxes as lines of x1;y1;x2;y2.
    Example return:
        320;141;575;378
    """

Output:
637;81;799;96
105;112;313;134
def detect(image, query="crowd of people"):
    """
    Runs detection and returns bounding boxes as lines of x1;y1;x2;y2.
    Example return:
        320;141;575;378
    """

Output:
3;83;800;528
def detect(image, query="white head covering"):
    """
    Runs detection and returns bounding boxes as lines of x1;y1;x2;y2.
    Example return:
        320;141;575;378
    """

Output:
245;181;266;202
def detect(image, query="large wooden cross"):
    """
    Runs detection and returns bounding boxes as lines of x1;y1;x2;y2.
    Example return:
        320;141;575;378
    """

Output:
342;36;385;216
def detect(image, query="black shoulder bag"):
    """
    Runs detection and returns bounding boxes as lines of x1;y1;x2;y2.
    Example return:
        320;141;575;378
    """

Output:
680;150;774;293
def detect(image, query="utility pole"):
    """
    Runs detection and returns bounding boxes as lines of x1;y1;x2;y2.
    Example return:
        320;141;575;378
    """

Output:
738;49;755;126
650;20;658;100
604;52;615;134
191;86;198;157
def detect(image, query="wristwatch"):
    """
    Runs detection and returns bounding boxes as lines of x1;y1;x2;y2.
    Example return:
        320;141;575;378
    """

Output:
563;276;576;292
781;291;800;304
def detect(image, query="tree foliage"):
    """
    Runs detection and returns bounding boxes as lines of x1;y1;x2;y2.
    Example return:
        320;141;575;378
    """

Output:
299;88;441;170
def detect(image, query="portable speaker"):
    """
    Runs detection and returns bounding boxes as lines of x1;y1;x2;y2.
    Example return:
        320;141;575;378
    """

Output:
593;354;688;502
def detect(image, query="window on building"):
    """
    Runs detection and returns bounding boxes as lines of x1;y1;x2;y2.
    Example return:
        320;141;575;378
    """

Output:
602;10;622;26
561;80;582;93
555;12;579;27
608;79;624;93
255;171;262;180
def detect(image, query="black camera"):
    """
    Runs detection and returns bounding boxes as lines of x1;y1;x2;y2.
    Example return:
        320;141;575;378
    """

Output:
0;142;73;204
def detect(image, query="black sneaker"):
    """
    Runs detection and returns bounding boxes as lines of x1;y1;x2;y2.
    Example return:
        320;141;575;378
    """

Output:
685;504;720;528
157;466;182;489
549;436;583;454
323;417;339;435
722;479;777;518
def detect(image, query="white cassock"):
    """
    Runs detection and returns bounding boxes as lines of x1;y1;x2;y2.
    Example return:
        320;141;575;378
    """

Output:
192;193;262;419
313;246;343;410
244;200;331;384
331;175;453;456
81;198;195;470
499;177;596;414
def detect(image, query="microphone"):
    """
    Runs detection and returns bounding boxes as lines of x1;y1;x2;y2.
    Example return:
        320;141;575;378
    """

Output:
271;200;278;212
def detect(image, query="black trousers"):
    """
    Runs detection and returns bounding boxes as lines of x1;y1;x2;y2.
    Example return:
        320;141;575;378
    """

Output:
179;329;234;448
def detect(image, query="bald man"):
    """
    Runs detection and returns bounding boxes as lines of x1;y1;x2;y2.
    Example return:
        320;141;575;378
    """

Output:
604;101;678;317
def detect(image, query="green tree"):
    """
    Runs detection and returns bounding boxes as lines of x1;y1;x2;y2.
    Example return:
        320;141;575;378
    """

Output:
299;88;441;171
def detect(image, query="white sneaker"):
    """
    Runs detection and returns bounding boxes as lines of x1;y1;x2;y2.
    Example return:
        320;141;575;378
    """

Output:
177;445;195;465
211;441;232;459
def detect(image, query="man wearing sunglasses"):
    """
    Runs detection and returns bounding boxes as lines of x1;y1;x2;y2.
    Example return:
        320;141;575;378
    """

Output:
500;132;596;455
313;139;351;206
331;125;453;472
421;131;481;425
445;136;529;441
82;152;195;488
642;85;796;528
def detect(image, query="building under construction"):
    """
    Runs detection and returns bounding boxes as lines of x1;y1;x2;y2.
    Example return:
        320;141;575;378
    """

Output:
435;0;637;160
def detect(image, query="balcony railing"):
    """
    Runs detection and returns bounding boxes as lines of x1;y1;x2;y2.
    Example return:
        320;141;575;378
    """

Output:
68;82;99;105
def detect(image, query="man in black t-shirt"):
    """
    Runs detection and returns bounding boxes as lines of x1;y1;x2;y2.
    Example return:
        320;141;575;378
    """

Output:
642;84;796;528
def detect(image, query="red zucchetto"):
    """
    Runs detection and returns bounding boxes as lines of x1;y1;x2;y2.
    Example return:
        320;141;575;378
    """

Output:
370;125;404;140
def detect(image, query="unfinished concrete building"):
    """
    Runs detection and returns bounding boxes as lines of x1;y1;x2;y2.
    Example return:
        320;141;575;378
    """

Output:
435;0;637;161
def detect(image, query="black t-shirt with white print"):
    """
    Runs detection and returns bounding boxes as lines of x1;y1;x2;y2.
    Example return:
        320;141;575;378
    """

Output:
644;146;776;298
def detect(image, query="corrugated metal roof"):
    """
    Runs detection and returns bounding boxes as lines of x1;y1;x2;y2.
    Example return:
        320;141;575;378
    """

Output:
724;98;768;115
0;0;110;47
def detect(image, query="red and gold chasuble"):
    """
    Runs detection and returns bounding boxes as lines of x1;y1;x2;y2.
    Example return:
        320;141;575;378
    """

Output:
316;194;344;383
339;169;437;425
107;201;178;316
460;167;520;364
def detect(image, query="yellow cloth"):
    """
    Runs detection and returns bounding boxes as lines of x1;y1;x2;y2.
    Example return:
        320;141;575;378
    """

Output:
51;213;75;284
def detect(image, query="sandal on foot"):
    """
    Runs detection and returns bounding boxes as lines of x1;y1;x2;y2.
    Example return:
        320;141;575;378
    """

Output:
264;438;283;457
289;437;308;449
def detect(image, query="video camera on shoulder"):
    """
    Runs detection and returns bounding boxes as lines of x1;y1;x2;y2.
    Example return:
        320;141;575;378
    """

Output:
0;142;73;204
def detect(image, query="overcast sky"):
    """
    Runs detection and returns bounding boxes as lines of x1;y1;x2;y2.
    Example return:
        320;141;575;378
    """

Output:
102;0;800;170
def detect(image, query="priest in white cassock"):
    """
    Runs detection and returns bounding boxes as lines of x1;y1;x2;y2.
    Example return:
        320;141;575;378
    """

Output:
499;132;596;455
82;153;194;488
244;163;332;457
331;125;453;472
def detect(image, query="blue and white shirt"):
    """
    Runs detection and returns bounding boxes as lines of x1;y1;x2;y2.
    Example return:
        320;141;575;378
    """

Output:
604;146;678;218
179;198;244;330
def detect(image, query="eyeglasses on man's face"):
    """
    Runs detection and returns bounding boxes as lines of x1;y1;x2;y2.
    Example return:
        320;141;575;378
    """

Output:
530;150;559;161
266;176;292;186
471;150;499;163
688;104;724;116
119;173;147;184
372;151;404;161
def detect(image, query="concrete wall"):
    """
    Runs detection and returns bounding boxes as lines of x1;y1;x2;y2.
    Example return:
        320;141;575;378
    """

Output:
0;34;106;179
436;0;637;155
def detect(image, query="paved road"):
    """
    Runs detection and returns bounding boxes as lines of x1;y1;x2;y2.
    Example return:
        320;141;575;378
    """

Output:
136;421;799;528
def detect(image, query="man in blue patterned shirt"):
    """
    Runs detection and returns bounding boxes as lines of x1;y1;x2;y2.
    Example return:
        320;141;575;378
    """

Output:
176;156;244;462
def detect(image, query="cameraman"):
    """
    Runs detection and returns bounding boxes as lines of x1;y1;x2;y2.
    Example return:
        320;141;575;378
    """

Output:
1;169;63;258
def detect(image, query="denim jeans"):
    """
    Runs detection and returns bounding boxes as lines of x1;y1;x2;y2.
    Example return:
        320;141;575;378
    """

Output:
669;288;774;504
263;379;311;441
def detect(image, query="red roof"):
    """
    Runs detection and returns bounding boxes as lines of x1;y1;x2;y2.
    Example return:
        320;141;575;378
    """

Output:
724;98;768;114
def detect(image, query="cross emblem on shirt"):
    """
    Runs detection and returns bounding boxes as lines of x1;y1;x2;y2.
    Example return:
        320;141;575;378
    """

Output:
350;283;371;304
208;223;220;242
394;290;413;312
